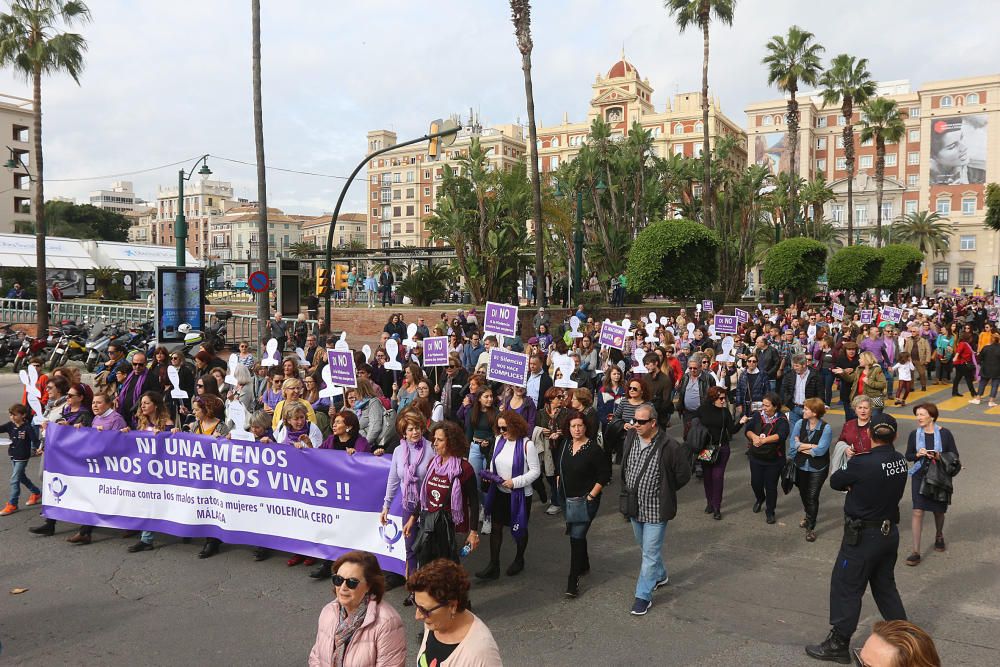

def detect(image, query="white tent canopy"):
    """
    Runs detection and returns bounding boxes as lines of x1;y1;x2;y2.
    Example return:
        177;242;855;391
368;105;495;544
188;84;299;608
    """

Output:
91;241;197;273
0;233;97;270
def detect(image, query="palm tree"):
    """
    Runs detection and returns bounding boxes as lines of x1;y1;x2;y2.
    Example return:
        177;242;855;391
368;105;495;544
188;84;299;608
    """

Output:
819;54;876;246
892;210;953;259
251;0;269;345
289;241;318;259
0;0;90;335
664;0;736;230
799;175;834;235
762;25;824;236
859;97;905;247
510;0;545;305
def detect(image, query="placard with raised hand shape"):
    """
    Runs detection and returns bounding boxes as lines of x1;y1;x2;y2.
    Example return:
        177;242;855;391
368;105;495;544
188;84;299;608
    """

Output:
383;339;402;371
632;347;648;373
568;316;583;339
167;365;189;399
260;338;280;367
224;353;240;387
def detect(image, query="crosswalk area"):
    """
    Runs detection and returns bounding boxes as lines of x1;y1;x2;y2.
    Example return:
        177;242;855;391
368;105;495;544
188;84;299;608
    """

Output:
827;383;1000;428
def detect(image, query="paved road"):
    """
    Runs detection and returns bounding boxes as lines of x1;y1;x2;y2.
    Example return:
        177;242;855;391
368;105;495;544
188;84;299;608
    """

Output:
1;372;998;665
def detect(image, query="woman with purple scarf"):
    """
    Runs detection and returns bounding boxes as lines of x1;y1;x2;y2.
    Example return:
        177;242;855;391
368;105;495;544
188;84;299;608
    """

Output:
475;410;540;580
403;420;480;568
379;409;434;576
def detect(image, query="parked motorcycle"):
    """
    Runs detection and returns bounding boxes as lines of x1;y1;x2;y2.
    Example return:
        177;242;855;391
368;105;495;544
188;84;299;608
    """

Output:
0;324;19;368
47;319;90;371
12;329;57;373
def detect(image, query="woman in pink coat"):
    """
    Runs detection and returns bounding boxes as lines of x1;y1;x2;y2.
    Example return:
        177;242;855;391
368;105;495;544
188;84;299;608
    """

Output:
308;550;406;667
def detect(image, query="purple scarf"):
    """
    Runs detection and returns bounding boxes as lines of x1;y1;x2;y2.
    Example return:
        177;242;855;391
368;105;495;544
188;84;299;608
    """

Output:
401;438;428;512
421;455;464;525
61;406;92;426
483;437;527;541
281;424;309;446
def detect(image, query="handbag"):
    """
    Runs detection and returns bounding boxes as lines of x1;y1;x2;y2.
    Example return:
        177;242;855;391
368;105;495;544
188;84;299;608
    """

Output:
780;457;797;495
697;443;720;464
870;395;885;409
559;445;592;524
619;437;660;518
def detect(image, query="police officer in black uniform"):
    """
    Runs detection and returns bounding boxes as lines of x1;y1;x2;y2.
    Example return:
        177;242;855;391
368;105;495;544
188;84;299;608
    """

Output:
805;413;909;663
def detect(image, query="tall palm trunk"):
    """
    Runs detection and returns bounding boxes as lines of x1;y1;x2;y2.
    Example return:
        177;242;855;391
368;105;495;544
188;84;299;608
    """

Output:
700;16;712;229
785;90;800;236
843;96;854;246
521;51;544;307
32;65;48;334
875;136;885;247
251;0;269;346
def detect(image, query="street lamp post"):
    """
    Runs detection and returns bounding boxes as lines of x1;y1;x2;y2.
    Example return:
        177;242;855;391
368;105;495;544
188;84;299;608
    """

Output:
323;123;461;324
175;155;212;267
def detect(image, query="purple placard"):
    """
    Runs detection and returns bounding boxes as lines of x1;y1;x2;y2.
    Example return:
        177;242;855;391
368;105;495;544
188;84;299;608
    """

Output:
422;336;449;367
880;306;902;323
994;296;1000;308
702;299;714;313
325;349;357;388
832;303;845;321
486;348;529;387
40;424;406;574
735;308;749;323
599;322;627;350
714;314;739;335
483;301;518;338
860;309;874;324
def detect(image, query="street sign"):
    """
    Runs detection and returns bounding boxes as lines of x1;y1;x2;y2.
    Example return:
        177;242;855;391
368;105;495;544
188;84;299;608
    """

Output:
248;270;270;293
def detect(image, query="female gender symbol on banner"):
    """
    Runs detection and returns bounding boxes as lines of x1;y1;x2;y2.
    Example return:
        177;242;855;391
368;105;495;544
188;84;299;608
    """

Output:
260;338;280;367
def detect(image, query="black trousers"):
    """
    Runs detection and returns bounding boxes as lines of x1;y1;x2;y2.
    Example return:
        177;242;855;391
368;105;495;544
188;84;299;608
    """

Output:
829;526;907;639
952;363;976;395
796;467;828;530
749;457;782;513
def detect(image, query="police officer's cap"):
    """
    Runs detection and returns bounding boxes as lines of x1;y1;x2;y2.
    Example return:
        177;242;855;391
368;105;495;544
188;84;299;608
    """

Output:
870;412;898;440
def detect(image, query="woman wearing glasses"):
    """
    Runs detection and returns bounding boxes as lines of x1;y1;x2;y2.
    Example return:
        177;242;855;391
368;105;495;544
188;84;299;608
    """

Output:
476;410;540;579
235;341;255;368
409;559;501;666
743;392;789;525
270;377;316;432
694;386;748;520
307;550;406;667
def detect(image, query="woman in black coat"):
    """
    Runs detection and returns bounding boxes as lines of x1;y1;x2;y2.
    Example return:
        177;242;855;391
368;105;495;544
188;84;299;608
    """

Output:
972;333;1000;407
743;392;789;525
904;402;959;567
694;386;747;520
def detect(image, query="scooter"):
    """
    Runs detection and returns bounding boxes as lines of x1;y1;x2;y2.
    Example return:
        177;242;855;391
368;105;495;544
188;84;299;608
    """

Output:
12;329;57;373
48;319;90;371
0;324;19;368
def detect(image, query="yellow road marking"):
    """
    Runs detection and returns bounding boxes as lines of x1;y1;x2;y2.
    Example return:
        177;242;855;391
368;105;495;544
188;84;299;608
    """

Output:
933;394;975;412
827;408;999;428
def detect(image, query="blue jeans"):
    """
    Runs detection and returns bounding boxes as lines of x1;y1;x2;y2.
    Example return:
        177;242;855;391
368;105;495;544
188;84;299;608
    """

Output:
821;369;835;405
880;363;894;398
140;530;155;544
8;460;40;507
787;405;805;432
630;519;668;601
977;378;1000;400
469;441;488;507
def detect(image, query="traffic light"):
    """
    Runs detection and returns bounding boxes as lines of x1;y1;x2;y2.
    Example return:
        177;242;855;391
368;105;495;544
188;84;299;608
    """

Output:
334;264;349;291
316;267;329;296
428;120;440;158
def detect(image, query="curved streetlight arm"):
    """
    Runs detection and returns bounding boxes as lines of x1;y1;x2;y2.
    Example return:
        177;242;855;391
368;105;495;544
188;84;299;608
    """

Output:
323;126;461;323
4;145;32;181
182;154;211;181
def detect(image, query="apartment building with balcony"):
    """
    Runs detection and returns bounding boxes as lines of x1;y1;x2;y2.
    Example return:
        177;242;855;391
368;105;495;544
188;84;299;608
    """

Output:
152;179;235;260
0;93;35;233
746;73;1000;292
207;204;306;283
301;213;367;249
89;180;147;214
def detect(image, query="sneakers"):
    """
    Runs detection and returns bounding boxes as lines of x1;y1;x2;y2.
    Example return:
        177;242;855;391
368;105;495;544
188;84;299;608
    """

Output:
630;597;652;616
481;518;492;535
26;493;41;506
545;504;562;516
804;629;851;664
969;398;982;405
0;503;16;516
990;402;998;408
905;552;921;566
653;575;669;591
287;554;306;566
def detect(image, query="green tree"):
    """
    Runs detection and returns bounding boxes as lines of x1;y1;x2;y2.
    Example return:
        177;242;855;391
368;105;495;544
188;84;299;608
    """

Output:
876;244;923;291
762;25;824;235
37;201;129;241
891;210;952;259
712;144;771;300
827;245;883;293
762;237;826;303
799;175;834;235
396;264;451;307
819;54;876;246
626;218;720;301
663;0;736;230
984;182;1000;231
859;97;906;247
510;0;545;305
0;0;91;334
288;241;318;259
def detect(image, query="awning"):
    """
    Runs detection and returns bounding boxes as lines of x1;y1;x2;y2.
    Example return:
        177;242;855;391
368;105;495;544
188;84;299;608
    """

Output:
0;234;96;271
91;240;197;272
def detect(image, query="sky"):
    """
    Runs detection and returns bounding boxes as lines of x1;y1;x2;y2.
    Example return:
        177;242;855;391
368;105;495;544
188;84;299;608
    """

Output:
1;0;997;217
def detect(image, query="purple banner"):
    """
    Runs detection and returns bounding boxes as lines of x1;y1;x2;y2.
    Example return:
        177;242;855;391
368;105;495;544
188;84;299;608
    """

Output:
832;303;845;320
483;301;518;338
860;309;874;324
702;299;714;313
714;314;738;335
735;308;749;323
325;349;357;388
422;336;449;367
599;322;627;350
486;348;529;387
880;306;902;323
39;424;406;574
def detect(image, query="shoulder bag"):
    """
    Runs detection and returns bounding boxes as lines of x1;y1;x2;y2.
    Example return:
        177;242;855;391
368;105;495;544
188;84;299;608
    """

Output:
560;443;591;524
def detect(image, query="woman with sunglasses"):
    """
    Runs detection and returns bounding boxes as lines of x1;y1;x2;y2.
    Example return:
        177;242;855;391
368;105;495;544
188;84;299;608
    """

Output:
694;386;748;520
409;560;501;666
403;420;479;568
476;410;539;579
308;550;406;667
180;374;222;427
235;341;255;368
261;369;285;416
379;409;434;576
558;409;610;597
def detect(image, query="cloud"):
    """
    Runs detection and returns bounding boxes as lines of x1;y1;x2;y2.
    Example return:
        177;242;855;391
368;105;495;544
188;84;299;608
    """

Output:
0;0;994;217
